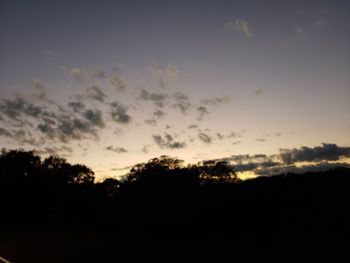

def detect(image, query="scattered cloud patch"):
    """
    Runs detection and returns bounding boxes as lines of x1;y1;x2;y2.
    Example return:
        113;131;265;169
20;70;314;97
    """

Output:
197;106;210;121
138;89;168;108
106;146;127;153
152;133;186;149
198;132;212;144
82;86;106;102
83;109;105;128
110;102;131;124
109;73;127;91
89;66;105;79
69;68;82;81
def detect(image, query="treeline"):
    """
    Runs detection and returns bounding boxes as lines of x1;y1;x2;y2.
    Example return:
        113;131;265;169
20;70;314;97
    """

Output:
1;149;350;253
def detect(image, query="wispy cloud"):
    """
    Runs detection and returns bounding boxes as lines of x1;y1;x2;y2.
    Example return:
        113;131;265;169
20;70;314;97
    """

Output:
198;132;212;144
69;68;82;81
224;19;253;38
106;146;127;153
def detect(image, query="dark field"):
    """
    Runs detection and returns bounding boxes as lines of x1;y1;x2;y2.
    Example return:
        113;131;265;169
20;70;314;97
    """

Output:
1;151;350;262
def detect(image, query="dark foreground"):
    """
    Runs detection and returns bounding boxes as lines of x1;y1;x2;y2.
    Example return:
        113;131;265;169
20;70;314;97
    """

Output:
0;151;350;262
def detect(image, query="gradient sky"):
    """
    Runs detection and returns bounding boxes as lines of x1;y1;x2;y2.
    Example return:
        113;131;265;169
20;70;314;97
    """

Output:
1;0;349;180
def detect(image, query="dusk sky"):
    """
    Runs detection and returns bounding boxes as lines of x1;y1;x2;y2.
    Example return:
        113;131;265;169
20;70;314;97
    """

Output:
1;0;349;180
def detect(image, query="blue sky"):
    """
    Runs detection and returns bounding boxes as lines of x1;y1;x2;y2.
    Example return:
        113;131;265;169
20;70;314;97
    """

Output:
1;0;349;179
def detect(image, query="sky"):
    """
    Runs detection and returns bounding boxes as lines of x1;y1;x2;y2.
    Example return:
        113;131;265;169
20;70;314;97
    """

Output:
0;0;349;180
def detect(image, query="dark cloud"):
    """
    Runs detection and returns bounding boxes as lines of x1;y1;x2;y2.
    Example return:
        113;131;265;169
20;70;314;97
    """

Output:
279;143;350;164
188;124;198;129
0;127;13;138
153;110;166;119
110;102;131;124
173;92;192;114
216;133;225;140
83;109;105;128
37;113;100;143
142;145;151;153
145;118;157;126
202;144;350;177
138;88;168;108
11;129;37;145
106;146;127;153
152;133;186;149
198;132;212;144
255;162;350;177
68;101;85;113
83;86;105;102
201;96;230;106
256;138;266;142
197;106;210;120
109;73;127;91
35;145;73;156
227;131;244;138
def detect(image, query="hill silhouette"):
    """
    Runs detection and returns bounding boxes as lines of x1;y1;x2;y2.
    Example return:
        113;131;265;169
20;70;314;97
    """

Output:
1;149;350;262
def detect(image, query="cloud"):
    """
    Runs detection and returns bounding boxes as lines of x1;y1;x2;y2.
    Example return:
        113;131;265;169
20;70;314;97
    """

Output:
201;96;230;106
166;64;178;78
37;111;101;143
256;138;266;142
110;102;131;124
35;145;73;156
0;127;12;138
106;146;127;153
255;162;350;177
83;86;106;102
279;143;350;164
227;131;244;138
89;66;105;79
203;144;350;177
253;89;263;96
152;133;186;149
0;96;50;124
109;73;127;91
188;124;198;129
150;63;178;89
198;132;212;144
145;118;157;126
83;109;105;128
173;92;192;114
197;106;210;120
138;88;168;108
153;110;166;119
69;68;82;81
216;133;225;140
142;144;151;154
31;79;47;100
224;19;253;38
68;101;85;113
